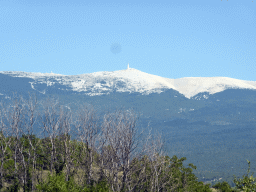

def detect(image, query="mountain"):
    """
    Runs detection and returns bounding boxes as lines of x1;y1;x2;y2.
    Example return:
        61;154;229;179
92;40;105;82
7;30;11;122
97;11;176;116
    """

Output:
1;68;256;123
1;67;256;188
2;68;256;98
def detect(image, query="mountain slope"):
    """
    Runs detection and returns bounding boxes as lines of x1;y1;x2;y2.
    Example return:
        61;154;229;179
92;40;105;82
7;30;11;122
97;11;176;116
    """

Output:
1;68;256;99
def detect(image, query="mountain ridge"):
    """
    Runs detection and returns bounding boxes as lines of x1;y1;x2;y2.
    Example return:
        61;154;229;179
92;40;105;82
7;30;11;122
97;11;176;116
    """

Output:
1;68;256;99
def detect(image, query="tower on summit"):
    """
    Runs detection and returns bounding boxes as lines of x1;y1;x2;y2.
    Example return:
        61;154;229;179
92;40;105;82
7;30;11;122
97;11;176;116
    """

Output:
127;63;130;70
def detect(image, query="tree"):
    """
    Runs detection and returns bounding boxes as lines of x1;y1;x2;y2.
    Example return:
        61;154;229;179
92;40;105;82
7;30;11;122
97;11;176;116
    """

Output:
0;92;243;191
36;171;110;192
232;159;256;192
4;92;26;191
20;92;40;191
56;104;78;182
0;101;12;189
40;96;63;175
99;107;162;192
211;181;233;192
73;103;100;186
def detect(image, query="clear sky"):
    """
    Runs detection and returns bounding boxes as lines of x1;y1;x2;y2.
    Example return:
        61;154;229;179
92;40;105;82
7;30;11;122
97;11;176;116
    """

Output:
0;0;255;81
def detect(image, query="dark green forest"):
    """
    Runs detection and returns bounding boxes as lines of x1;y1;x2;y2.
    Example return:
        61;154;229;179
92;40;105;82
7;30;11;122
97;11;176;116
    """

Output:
0;92;255;192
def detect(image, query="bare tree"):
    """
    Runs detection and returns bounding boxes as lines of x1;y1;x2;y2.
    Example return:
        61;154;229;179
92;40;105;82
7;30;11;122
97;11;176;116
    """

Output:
145;132;168;191
39;96;62;174
73;103;100;185
0;92;192;191
0;101;13;189
0;92;41;191
3;93;27;190
99;108;149;192
97;107;185;192
21;92;41;192
57;104;77;182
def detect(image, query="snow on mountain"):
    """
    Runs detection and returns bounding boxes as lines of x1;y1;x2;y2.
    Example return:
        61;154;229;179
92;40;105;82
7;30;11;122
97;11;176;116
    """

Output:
173;76;256;98
1;68;256;99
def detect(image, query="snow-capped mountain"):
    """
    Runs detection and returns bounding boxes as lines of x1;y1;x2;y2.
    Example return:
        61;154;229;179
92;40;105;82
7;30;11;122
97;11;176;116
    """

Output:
1;67;256;187
1;67;256;99
1;67;256;124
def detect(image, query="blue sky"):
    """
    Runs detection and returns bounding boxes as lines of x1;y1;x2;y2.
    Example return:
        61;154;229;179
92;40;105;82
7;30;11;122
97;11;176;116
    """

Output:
0;0;255;80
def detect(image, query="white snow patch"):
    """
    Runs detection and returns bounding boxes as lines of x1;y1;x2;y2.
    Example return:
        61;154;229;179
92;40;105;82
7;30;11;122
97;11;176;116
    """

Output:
1;69;256;99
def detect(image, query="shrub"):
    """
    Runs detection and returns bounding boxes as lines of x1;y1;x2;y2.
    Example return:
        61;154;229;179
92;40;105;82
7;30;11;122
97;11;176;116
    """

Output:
211;181;233;192
232;160;256;192
36;172;82;192
36;172;110;192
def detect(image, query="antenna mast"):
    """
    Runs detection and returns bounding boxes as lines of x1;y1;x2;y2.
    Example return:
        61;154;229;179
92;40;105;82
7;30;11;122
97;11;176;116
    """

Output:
127;63;130;69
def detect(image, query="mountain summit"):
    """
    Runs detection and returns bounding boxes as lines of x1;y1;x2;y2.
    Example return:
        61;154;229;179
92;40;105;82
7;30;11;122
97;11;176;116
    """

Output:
1;68;256;98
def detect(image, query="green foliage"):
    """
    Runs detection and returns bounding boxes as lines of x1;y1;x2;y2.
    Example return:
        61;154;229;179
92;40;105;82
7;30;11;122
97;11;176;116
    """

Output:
54;153;65;175
130;155;213;192
209;160;256;192
167;155;213;192
36;172;110;192
3;159;15;181
36;172;82;192
6;176;21;192
38;137;51;170
23;167;32;192
3;133;256;192
211;181;233;192
232;159;256;192
82;180;110;192
1;110;256;192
